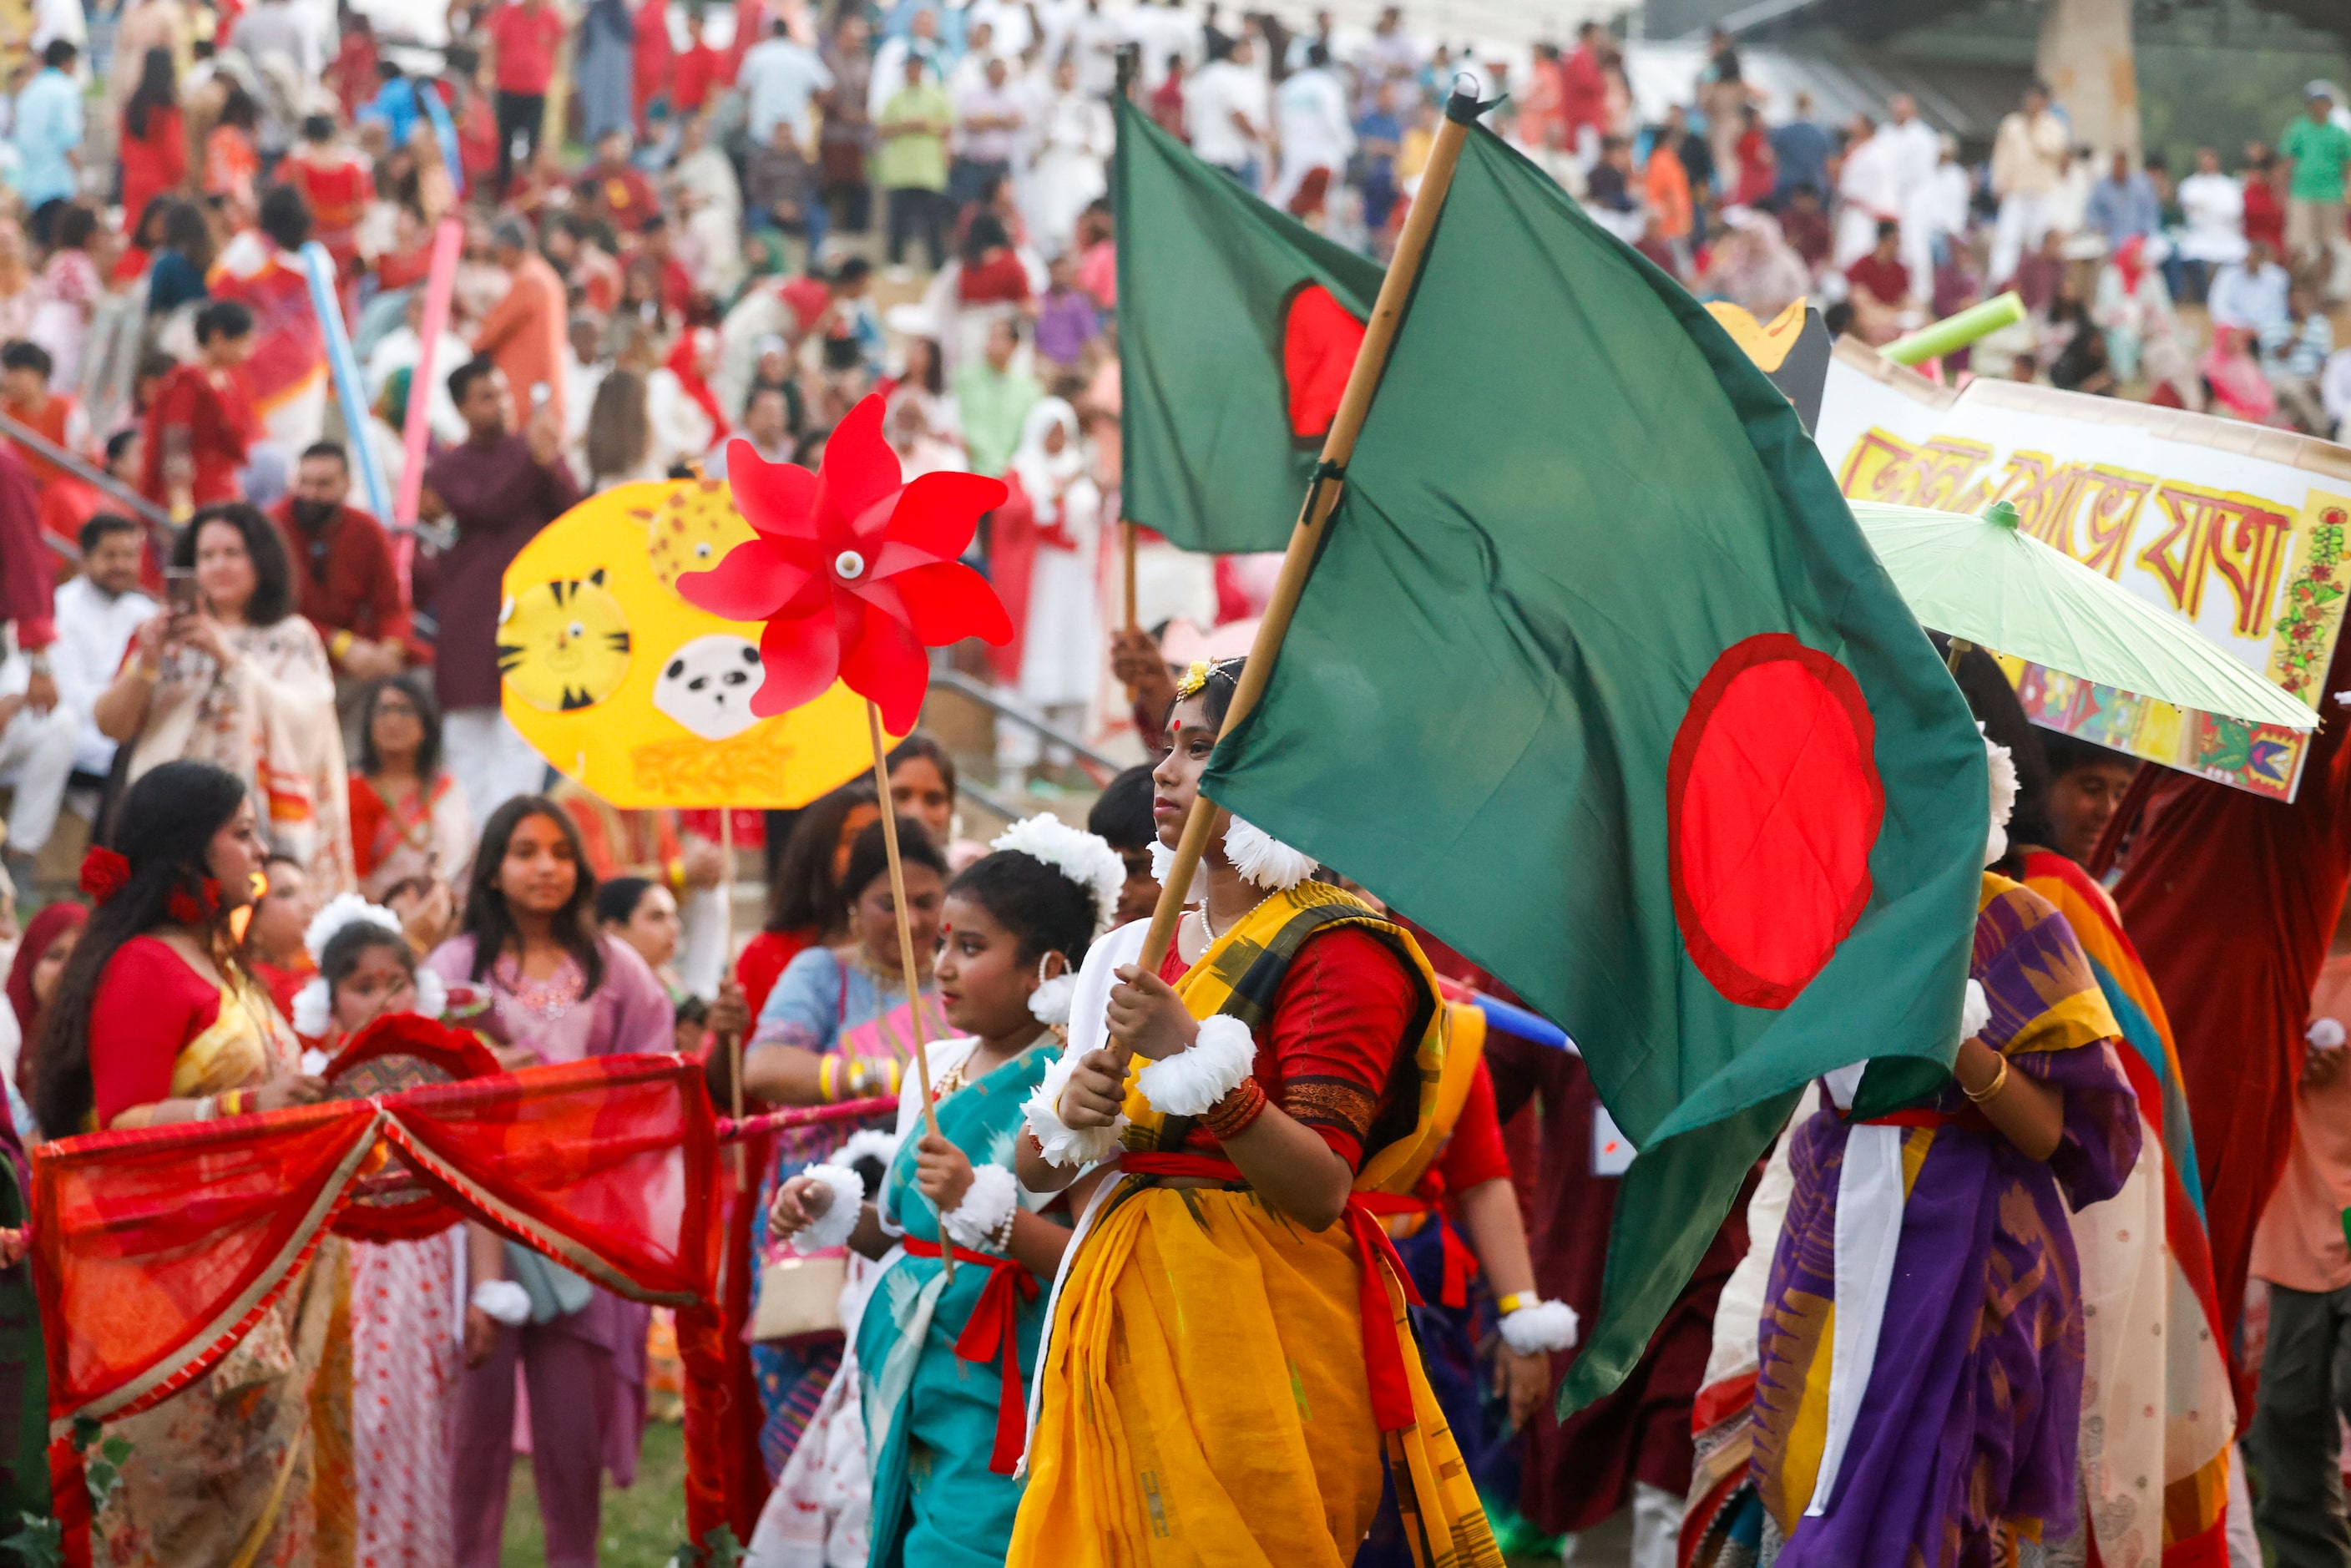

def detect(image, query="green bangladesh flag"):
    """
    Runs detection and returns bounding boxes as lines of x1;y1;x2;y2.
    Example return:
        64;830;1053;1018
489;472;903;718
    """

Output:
1204;123;1990;1411
1114;93;1383;554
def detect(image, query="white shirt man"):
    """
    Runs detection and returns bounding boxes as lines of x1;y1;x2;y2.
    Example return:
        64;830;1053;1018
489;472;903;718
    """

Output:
49;520;155;779
2209;249;2292;335
230;0;324;83
2177;154;2250;267
1064;0;1124;98
1271;56;1353;210
954;58;1025;167
740;25;836;146
1185;45;1268;177
1131;0;1200;91
1989;89;2069;282
1835;120;1904;267
964;0;1032;58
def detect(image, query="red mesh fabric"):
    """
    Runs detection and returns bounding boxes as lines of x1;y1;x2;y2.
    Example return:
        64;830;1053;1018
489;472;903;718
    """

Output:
33;1054;720;1426
378;1053;717;1303
33;1101;377;1420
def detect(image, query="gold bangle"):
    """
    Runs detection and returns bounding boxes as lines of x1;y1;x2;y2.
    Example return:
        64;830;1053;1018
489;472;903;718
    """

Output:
1963;1054;2011;1104
818;1055;837;1102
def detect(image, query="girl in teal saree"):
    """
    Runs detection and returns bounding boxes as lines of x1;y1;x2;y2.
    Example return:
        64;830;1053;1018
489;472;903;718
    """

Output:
768;815;1125;1568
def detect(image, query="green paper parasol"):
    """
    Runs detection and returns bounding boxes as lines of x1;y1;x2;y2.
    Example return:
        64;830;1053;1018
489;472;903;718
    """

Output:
1849;498;2318;733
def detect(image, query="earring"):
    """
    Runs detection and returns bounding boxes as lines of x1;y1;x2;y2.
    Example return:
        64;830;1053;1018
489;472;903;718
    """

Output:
1029;950;1075;1027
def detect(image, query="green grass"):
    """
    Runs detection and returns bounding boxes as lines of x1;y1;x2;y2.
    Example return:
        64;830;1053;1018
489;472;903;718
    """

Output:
501;1420;691;1566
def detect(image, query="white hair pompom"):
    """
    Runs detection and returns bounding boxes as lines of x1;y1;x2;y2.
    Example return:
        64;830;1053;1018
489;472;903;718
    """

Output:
304;892;403;965
990;813;1130;938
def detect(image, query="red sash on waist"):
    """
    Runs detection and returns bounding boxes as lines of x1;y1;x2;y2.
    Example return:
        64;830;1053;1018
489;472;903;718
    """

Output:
1121;1151;1424;1432
900;1233;1039;1474
1350;1190;1478;1309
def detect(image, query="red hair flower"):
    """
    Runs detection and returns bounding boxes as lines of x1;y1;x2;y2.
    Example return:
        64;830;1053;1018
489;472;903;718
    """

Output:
677;396;1014;733
78;847;129;904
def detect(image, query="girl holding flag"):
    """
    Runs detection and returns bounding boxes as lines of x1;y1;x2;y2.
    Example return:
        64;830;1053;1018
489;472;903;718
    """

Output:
766;814;1125;1566
1010;658;1503;1567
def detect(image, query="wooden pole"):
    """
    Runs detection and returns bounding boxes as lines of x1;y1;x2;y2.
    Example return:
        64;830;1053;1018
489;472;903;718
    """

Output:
1133;90;1482;979
865;701;953;1281
720;810;744;1185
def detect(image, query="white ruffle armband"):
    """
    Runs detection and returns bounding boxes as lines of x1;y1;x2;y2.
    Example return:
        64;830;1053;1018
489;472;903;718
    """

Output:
1024;1047;1125;1168
1960;979;1990;1043
941;1162;1020;1253
471;1279;532;1327
1497;1298;1580;1356
789;1162;866;1254
1136;1014;1256;1117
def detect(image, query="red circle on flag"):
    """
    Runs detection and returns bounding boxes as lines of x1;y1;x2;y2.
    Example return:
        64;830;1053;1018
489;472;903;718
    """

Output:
1666;634;1883;1009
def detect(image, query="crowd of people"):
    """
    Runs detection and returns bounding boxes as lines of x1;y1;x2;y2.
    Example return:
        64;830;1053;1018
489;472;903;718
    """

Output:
0;0;2345;1565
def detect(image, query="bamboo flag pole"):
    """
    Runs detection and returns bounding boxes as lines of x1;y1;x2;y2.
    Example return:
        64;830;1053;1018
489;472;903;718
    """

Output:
1132;88;1484;981
864;701;953;1282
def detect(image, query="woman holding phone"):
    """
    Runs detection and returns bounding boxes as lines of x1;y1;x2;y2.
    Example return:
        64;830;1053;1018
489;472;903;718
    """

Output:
94;503;355;895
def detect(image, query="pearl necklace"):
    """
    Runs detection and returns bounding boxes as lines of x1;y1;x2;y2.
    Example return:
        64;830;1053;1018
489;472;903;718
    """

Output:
1188;884;1282;948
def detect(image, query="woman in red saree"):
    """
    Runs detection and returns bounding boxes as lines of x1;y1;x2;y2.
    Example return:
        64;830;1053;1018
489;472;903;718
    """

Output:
34;761;344;1566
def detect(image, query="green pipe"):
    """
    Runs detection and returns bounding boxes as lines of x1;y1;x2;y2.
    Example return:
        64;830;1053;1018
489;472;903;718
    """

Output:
1882;291;2027;366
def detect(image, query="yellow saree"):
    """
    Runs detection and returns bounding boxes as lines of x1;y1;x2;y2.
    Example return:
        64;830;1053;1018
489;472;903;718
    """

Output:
1009;883;1502;1568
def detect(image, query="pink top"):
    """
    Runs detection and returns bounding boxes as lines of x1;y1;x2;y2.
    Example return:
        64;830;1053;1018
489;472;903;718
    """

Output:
422;932;675;1066
2252;951;2351;1293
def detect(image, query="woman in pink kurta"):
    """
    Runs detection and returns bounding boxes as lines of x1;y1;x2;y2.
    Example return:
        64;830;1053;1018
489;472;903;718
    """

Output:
424;797;675;1568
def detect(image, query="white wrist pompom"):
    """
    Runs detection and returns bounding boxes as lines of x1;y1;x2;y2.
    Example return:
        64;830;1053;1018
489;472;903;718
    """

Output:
1960;979;1990;1044
413;967;447;1019
1136;1014;1256;1116
1029;971;1076;1025
1498;1298;1580;1356
1024;1046;1124;1168
941;1162;1019;1253
1223;816;1317;891
291;977;331;1039
471;1279;531;1326
788;1162;865;1254
837;1127;902;1170
2311;1017;2347;1051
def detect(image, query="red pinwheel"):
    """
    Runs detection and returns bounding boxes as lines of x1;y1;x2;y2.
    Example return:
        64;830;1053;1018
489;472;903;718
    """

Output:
677;396;1013;732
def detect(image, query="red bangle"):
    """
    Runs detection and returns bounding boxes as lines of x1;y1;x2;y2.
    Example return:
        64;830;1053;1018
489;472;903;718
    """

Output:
1199;1076;1267;1142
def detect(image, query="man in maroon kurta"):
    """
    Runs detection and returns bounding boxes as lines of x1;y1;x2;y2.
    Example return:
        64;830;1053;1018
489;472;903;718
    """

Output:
2096;632;2351;1372
268;441;421;683
419;357;578;820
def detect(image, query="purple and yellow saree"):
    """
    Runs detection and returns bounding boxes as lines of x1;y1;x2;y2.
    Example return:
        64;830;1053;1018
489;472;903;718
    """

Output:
1750;874;2141;1566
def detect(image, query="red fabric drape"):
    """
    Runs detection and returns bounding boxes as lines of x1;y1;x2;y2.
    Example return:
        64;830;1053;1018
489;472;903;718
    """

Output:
384;1053;716;1303
33;1050;720;1426
2091;632;2351;1370
678;1130;774;1550
33;1101;377;1423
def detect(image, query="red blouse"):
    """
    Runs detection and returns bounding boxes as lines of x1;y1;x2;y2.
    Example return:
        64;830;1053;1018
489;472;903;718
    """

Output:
1162;925;1420;1171
88;937;224;1127
1419;1059;1509;1201
736;928;815;1019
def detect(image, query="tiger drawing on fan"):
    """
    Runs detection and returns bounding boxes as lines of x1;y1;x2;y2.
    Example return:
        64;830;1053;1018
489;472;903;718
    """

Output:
496;569;635;711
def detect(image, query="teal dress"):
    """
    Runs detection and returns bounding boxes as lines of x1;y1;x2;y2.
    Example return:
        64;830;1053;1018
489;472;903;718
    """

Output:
856;1039;1061;1568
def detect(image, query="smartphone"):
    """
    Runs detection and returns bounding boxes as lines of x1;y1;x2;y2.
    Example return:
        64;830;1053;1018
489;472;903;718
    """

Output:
164;568;198;616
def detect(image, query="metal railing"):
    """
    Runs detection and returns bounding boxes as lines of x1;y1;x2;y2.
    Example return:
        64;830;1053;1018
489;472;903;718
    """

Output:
924;670;1127;776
